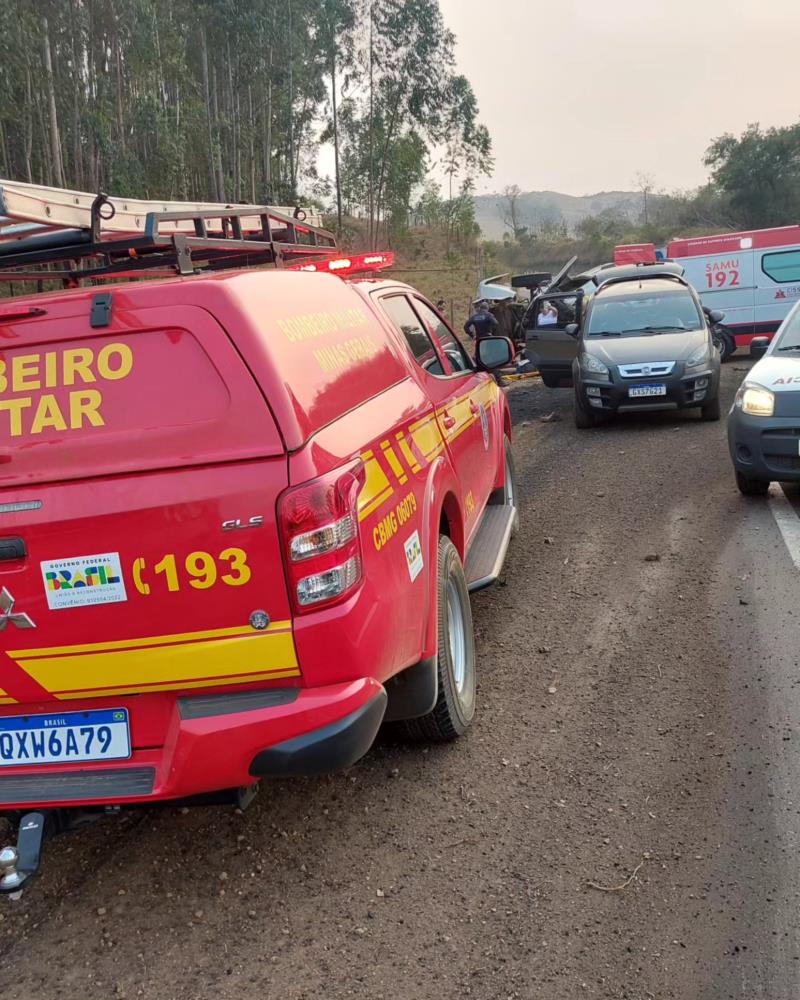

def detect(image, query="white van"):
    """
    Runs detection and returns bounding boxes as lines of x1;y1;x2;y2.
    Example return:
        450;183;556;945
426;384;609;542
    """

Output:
666;226;800;352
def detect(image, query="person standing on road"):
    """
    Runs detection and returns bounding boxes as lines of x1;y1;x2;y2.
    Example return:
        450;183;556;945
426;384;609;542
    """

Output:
464;299;499;342
466;299;510;386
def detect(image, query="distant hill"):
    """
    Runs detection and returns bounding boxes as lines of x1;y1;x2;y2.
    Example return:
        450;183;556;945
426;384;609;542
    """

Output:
474;189;643;240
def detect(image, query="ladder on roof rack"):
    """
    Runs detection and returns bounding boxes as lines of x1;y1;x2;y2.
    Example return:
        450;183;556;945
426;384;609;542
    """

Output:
0;179;338;285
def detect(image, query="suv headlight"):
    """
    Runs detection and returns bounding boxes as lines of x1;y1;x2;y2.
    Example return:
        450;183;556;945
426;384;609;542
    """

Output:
580;353;609;379
735;382;775;417
686;344;710;369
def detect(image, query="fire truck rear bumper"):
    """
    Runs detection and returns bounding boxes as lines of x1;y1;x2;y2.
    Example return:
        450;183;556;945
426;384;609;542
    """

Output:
0;678;387;810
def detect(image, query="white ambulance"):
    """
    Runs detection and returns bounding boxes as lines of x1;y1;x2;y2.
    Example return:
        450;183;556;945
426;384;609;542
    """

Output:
666;226;800;353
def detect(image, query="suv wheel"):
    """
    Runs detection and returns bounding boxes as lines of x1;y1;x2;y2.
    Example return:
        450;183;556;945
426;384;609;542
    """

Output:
574;389;597;429
736;470;770;497
700;395;721;421
400;536;476;742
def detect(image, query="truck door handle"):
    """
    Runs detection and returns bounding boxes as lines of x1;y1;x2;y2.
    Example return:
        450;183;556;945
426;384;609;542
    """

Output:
0;537;26;561
441;413;456;430
469;401;480;415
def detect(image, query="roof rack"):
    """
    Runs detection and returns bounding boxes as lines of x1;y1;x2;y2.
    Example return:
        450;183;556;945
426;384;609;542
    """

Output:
0;179;339;287
592;261;685;288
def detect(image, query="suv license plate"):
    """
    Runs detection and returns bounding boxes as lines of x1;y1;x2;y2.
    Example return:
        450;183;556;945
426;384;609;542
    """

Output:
629;384;667;398
0;708;131;767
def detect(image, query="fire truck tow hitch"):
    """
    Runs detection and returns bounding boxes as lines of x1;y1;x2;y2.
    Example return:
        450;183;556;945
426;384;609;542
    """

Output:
0;810;47;897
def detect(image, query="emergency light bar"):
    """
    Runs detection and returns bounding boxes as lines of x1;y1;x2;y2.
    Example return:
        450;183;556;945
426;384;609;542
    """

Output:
614;243;657;265
286;251;395;276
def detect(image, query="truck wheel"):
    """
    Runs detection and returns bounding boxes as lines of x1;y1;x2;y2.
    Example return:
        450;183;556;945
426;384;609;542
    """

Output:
736;470;770;497
540;372;560;388
700;395;721;421
400;537;476;742
490;436;517;514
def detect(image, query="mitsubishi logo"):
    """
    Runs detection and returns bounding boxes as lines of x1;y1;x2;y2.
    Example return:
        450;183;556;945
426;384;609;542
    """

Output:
0;588;35;630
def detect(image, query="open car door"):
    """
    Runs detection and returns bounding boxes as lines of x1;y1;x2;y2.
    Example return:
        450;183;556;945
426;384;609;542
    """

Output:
522;290;584;387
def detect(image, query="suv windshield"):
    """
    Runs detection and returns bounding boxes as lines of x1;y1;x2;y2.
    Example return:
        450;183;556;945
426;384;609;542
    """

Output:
587;289;702;337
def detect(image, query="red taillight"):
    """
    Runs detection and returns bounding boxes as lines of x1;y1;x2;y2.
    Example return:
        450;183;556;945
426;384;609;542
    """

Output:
278;460;366;612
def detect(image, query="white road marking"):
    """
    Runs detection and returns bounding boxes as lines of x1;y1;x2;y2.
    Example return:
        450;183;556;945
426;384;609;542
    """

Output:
768;487;800;572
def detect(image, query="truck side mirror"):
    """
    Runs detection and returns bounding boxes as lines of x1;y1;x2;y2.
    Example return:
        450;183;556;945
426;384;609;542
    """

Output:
750;336;769;360
709;309;725;324
476;337;514;370
565;323;579;337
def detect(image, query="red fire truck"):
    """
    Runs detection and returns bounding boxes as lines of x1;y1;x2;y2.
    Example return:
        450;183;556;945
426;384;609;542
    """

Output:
0;180;517;893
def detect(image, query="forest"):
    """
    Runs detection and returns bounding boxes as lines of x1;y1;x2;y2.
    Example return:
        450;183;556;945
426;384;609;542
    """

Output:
2;1;799;274
0;0;491;246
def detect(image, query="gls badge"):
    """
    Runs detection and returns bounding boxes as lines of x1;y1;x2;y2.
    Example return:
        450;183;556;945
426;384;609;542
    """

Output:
222;515;264;532
0;587;35;630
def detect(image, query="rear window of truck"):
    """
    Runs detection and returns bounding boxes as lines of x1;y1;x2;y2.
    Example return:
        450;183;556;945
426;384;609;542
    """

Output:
0;303;282;486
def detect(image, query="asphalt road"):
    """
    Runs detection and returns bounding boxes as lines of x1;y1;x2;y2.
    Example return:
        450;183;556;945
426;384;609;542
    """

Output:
2;360;800;1000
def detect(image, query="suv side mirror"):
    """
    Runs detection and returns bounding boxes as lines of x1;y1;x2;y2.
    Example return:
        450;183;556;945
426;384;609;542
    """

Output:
750;336;769;360
476;336;514;370
565;323;579;337
708;309;725;324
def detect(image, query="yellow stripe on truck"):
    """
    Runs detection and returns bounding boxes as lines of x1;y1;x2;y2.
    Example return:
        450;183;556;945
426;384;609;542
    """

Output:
358;450;393;522
8;622;292;659
380;441;408;485
10;624;299;700
395;431;421;473
409;414;444;461
357;380;497;523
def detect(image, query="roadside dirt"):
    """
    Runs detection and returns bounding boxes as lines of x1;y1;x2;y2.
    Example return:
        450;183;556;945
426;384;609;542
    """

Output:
0;364;771;999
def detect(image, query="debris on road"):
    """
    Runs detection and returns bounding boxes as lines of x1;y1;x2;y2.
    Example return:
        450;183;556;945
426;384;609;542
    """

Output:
586;860;646;893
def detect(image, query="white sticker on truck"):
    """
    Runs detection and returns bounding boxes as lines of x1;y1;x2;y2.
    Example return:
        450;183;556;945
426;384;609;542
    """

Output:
404;531;424;582
40;552;128;610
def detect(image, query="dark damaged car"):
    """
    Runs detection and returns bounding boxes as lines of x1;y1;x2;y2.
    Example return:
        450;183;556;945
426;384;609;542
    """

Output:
523;263;723;428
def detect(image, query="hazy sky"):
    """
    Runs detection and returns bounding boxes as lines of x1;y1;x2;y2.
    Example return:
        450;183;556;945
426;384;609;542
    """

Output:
438;0;800;196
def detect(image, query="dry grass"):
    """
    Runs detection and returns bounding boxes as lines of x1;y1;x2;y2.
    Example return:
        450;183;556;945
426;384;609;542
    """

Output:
337;218;483;329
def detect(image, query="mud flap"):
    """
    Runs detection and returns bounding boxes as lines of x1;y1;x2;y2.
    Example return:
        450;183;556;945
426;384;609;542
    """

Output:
383;657;438;722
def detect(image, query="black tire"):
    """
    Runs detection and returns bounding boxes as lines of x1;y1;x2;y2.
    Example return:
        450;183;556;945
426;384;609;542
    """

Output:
399;537;476;742
736;470;770;497
700;394;721;421
573;389;596;429
712;325;735;362
540;371;560;388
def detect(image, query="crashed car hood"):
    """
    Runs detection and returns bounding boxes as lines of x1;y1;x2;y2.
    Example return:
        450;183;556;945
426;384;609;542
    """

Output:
583;329;707;367
748;355;800;391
